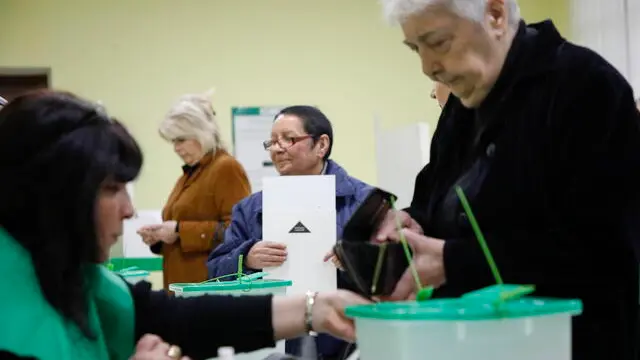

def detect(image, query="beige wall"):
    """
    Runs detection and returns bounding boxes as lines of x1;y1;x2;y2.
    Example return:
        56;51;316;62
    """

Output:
0;0;569;210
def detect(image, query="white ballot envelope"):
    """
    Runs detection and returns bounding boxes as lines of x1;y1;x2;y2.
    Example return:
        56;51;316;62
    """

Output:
122;209;163;258
262;175;338;295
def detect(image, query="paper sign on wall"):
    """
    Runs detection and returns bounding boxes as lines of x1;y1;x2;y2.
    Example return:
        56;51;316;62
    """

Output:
232;106;283;193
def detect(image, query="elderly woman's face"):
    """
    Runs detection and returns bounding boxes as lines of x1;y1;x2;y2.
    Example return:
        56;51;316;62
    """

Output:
173;138;204;165
401;2;510;107
269;114;328;176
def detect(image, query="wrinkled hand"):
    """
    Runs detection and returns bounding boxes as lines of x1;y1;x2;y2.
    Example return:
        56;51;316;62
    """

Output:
246;241;287;269
129;334;191;360
373;209;423;243
137;227;159;246
390;229;446;300
312;290;370;342
139;221;178;245
323;250;344;271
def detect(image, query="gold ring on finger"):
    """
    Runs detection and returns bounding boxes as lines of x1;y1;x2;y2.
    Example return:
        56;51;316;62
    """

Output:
167;345;182;359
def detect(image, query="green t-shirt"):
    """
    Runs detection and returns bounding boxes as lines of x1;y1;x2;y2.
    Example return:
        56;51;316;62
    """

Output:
0;228;135;359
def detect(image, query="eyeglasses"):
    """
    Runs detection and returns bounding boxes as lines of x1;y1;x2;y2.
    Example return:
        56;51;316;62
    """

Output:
263;135;313;151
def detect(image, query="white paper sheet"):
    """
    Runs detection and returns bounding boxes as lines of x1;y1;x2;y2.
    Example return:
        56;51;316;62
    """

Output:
122;209;162;258
262;176;337;294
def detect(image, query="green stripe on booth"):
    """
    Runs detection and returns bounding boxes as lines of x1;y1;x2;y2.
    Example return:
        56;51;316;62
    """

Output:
109;257;163;271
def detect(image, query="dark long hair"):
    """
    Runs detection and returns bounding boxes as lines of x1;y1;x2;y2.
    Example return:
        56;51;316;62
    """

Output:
0;90;143;337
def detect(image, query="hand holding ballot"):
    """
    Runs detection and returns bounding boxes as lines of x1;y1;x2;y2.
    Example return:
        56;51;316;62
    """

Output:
373;209;423;243
368;207;445;300
388;229;445;300
246;241;288;269
323;250;344;271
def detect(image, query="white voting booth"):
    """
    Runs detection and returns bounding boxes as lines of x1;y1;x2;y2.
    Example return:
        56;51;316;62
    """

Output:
375;120;432;209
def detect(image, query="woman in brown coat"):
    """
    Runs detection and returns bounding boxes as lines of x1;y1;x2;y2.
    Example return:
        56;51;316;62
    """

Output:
138;90;251;289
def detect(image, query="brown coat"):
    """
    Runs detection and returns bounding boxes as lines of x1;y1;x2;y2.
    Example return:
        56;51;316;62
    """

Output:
156;150;251;289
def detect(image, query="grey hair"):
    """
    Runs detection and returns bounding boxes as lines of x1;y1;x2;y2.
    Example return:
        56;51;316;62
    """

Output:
380;0;521;28
159;88;225;153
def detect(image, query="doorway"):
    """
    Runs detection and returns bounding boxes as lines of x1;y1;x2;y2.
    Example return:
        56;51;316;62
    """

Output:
0;68;50;102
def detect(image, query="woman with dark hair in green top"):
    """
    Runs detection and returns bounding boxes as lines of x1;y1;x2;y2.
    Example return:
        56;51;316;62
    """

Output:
0;90;368;360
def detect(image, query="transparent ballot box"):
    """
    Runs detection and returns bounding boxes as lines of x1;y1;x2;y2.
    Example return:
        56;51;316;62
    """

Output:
346;285;582;360
169;272;292;360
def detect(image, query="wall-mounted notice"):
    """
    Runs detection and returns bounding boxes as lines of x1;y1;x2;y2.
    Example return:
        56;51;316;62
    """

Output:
232;106;283;193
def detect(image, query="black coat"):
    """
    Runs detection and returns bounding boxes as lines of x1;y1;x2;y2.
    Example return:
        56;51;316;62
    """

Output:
406;20;640;360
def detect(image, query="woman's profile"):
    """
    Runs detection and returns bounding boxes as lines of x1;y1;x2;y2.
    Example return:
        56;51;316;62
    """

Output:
0;90;368;360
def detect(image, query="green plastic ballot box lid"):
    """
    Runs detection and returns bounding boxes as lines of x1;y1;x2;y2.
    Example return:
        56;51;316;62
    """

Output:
113;266;149;278
169;272;292;293
345;284;583;321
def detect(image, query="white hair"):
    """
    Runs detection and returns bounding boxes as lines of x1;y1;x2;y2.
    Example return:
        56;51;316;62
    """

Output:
159;88;224;153
380;0;521;28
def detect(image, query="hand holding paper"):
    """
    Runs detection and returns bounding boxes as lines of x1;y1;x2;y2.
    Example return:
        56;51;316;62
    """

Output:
246;241;287;269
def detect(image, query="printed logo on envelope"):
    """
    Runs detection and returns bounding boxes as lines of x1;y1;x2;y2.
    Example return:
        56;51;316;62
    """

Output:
289;221;311;233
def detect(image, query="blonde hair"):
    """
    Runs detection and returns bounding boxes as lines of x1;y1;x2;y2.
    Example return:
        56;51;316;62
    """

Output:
159;88;224;152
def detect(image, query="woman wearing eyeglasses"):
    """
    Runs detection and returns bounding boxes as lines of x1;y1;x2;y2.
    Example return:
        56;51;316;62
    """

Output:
0;91;369;360
206;105;372;360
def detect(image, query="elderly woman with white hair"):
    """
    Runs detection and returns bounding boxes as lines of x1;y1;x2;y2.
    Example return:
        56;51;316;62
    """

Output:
138;90;251;289
373;0;640;359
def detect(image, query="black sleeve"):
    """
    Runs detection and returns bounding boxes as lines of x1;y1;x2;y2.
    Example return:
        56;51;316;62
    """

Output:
443;62;640;292
131;281;275;360
0;351;37;360
149;242;162;255
404;163;433;227
404;100;451;229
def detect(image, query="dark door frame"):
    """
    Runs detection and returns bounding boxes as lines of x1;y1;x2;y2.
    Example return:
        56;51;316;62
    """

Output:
0;67;51;102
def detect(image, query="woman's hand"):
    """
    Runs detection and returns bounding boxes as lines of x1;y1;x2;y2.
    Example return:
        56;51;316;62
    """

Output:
246;241;287;269
389;229;446;300
138;221;179;245
137;227;160;246
130;334;191;360
272;290;370;342
323;250;344;271
372;209;423;243
311;290;369;341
